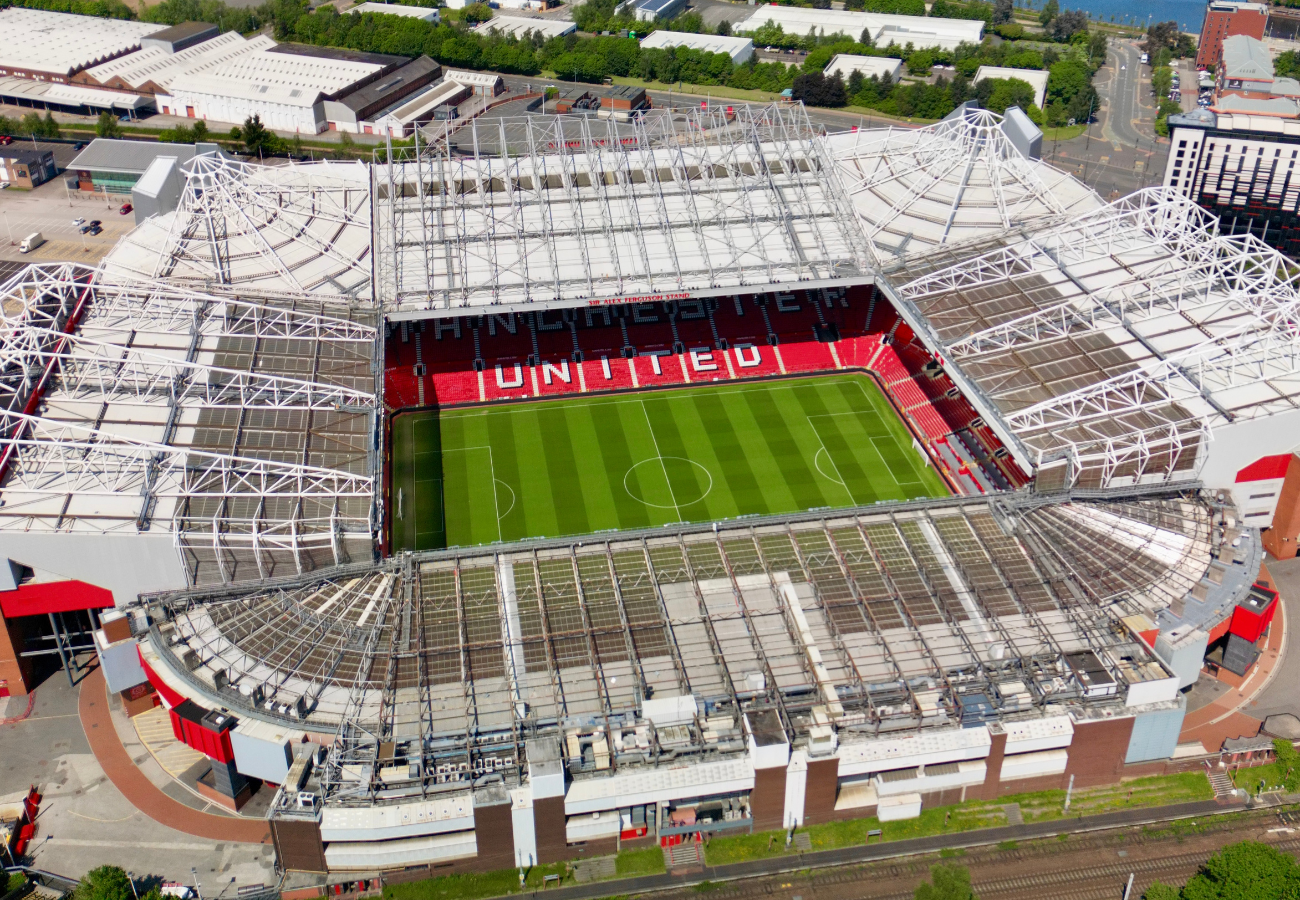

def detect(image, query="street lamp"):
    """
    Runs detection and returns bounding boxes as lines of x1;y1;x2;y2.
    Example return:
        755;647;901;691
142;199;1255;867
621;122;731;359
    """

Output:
191;867;203;900
126;873;140;900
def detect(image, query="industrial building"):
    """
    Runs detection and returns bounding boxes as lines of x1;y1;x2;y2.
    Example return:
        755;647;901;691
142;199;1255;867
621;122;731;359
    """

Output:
824;55;902;84
0;148;56;189
638;30;754;64
0;7;166;83
0;101;1294;875
476;15;577;39
349;3;441;21
734;6;984;52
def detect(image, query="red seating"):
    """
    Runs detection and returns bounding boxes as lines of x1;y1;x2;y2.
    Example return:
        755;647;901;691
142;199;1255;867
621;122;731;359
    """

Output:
778;339;837;374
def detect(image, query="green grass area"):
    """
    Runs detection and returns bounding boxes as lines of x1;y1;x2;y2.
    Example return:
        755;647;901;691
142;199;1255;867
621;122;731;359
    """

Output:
1232;762;1289;794
1039;123;1089;142
382;863;567;900
614;846;667;877
703;772;1214;866
391;373;948;552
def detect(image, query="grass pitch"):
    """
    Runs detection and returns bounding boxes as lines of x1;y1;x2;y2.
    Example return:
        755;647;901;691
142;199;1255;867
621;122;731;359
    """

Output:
390;373;948;551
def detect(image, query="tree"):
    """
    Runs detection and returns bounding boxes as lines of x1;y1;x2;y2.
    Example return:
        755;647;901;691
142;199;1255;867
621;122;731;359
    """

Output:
1038;0;1058;27
915;864;977;900
791;71;847;106
1088;30;1107;64
74;867;134;900
1143;885;1181;900
95;111;122;138
1142;20;1179;56
1047;8;1087;42
1177;841;1300;899
716;19;731;35
239;114;279;157
991;0;1013;24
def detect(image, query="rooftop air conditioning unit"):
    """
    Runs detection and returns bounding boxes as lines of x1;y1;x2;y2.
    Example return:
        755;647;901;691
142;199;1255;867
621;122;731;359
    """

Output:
181;649;200;670
296;791;318;809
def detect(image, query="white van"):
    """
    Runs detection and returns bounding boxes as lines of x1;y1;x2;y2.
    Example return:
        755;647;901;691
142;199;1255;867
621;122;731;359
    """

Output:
19;232;43;253
1140;52;1149;64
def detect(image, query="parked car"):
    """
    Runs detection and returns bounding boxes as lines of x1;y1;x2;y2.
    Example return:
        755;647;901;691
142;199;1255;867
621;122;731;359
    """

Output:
79;224;92;234
88;225;102;236
72;217;85;228
0;136;12;146
89;219;101;227
119;202;133;215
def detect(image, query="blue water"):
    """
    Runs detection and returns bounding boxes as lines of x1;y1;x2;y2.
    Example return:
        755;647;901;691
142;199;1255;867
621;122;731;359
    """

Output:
1017;0;1207;33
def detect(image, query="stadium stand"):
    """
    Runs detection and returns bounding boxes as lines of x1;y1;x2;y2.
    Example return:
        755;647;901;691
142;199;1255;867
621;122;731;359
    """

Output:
383;287;1025;492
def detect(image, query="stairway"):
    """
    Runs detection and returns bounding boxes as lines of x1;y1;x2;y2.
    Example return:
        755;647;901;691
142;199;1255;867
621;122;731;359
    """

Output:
1208;769;1236;799
1003;803;1024;826
705;300;726;350
663;841;702;870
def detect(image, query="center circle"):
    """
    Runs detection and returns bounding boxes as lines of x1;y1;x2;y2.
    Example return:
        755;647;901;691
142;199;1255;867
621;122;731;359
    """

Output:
624;457;713;509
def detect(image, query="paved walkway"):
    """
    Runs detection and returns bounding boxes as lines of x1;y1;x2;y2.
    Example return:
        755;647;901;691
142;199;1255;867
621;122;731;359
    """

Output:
77;668;271;844
1178;579;1288;752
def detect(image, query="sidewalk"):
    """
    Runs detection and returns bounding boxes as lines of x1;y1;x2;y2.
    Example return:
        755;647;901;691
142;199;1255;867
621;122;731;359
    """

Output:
1178;584;1288;751
78;668;272;844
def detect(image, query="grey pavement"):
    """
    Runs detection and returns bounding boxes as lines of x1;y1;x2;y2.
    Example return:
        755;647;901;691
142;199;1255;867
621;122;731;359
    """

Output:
1099;39;1146;149
0;664;276;888
1247;556;1300;722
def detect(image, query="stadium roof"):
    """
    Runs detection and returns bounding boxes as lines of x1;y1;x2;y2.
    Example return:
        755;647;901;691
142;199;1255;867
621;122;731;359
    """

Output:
0;264;378;584
0;7;166;77
104;155;374;301
884;189;1300;488
375;105;872;315
141;491;1218;803
825;107;1100;266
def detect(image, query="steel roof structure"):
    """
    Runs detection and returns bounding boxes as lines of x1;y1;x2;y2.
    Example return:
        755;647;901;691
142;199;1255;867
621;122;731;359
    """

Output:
104;155;374;301
142;490;1220;805
0;264;378;585
826;108;1100;266
374;105;872;315
884;189;1300;488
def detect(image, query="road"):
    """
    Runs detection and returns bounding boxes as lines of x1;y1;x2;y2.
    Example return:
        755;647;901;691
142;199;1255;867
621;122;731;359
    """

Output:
1098;39;1146;149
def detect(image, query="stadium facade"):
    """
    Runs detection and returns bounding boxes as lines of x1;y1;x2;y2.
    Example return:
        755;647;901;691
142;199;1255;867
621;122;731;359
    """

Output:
0;103;1296;877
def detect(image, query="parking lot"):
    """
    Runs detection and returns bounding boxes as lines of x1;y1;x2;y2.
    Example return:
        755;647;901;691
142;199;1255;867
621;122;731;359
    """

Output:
0;174;135;265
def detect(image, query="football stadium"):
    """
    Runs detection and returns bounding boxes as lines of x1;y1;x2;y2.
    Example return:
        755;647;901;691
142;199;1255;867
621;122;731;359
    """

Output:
1;102;1298;877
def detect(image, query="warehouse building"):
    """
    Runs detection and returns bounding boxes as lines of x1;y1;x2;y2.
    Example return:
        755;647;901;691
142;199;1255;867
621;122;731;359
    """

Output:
735;6;983;51
80;32;274;97
973;65;1049;110
350;2;441;21
639;30;754;64
0;76;150;116
0;7;166;83
157;43;440;134
476;15;577;39
140;22;220;53
824;54;902;84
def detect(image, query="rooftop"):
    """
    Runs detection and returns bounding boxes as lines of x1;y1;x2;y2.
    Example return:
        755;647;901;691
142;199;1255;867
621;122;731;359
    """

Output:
973;65;1049;110
734;6;983;51
349;2;440;18
0;7;166;76
142;490;1223;806
889;188;1300;485
70;138;203;176
476;15;577;38
823;54;903;80
638;30;754;56
334;55;440;115
84;32;267;94
1221;34;1274;81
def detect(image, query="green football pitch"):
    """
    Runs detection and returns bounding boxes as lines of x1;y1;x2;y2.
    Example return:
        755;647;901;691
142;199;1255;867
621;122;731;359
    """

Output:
390;373;949;551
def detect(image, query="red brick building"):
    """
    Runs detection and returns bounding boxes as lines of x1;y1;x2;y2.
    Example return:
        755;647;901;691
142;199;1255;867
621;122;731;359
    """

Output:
1197;1;1269;71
